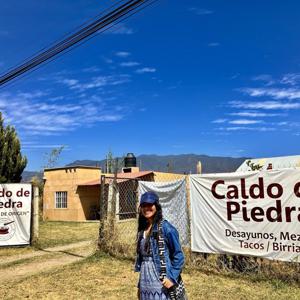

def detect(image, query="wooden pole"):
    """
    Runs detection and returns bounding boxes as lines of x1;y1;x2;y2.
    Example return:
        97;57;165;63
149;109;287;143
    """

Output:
32;185;39;243
98;175;106;249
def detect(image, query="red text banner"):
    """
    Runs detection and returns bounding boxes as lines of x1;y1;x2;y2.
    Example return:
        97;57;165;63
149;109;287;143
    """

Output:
190;170;300;262
0;183;32;246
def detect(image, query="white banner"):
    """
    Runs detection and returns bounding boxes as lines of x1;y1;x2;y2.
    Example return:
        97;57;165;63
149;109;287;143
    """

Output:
138;179;189;246
0;184;32;246
190;170;300;262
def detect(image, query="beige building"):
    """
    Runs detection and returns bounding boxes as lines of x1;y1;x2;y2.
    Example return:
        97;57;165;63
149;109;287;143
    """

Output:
43;166;101;221
43;165;185;222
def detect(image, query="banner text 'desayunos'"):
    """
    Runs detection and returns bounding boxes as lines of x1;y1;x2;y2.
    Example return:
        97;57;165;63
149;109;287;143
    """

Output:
190;170;300;262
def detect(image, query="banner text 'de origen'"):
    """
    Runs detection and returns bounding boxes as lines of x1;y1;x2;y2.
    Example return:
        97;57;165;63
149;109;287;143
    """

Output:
190;170;300;262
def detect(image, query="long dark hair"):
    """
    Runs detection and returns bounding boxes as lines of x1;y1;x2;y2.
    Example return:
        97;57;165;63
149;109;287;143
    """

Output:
136;203;163;254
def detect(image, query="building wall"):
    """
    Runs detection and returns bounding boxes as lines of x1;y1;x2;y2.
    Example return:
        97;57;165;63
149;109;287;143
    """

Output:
43;167;101;221
153;171;186;182
43;168;186;222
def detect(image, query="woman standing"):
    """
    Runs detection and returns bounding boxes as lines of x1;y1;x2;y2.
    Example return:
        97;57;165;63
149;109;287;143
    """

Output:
134;191;186;300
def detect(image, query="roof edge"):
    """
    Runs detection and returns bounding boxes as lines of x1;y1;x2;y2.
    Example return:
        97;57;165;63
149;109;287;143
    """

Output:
44;165;101;171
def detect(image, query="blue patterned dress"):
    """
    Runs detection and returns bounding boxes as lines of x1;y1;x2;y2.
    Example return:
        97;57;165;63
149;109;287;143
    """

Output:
138;233;170;300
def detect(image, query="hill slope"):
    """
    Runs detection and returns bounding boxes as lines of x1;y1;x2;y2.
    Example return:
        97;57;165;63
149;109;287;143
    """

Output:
66;154;247;174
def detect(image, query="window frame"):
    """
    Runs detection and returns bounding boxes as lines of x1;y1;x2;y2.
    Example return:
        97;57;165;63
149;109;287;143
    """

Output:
55;191;68;209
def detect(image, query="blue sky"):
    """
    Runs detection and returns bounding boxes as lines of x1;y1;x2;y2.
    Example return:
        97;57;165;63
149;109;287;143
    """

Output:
1;0;300;170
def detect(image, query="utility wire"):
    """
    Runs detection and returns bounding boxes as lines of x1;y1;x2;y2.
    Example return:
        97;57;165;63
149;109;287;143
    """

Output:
0;0;156;87
1;0;147;84
0;0;126;77
0;0;158;91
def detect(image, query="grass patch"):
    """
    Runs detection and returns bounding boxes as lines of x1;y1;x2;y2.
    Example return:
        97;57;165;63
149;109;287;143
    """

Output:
0;245;37;258
2;254;300;300
0;221;99;257
36;220;99;248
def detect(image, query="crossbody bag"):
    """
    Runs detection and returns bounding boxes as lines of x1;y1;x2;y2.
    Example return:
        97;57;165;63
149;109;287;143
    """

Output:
157;221;187;300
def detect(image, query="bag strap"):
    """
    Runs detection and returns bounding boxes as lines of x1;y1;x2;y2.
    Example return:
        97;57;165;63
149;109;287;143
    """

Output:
158;220;167;280
158;221;177;300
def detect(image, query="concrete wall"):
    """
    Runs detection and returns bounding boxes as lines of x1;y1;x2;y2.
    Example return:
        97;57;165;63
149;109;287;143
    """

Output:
43;167;101;221
153;171;186;182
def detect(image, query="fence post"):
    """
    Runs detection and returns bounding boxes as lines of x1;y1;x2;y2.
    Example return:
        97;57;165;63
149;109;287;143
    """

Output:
109;158;118;233
98;175;106;250
30;185;40;244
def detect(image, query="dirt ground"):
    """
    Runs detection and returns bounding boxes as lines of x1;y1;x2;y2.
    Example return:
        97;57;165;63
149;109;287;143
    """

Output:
0;240;96;283
2;240;300;300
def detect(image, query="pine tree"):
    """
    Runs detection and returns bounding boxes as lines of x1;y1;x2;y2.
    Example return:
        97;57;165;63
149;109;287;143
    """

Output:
0;112;27;183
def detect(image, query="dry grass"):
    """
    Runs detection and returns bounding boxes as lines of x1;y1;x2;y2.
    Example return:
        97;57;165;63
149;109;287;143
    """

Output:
0;219;135;258
0;221;99;257
2;252;300;300
100;219;137;259
2;219;300;299
37;220;99;248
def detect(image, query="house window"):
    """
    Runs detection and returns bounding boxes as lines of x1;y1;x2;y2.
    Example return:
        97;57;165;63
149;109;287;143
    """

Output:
55;191;67;208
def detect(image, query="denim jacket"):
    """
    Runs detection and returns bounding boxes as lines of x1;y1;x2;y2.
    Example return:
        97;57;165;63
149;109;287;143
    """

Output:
134;219;185;285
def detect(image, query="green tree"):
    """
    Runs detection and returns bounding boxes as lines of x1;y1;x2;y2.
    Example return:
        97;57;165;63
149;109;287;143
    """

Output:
0;112;27;183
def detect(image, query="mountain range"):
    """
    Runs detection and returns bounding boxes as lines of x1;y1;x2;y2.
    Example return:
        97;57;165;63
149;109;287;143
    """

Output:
22;154;248;182
66;154;247;174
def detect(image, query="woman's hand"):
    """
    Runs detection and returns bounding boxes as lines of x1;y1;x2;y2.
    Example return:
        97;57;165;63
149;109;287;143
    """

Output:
162;278;174;289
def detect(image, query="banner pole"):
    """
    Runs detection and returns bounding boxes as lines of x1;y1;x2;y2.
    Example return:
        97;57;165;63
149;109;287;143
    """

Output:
32;185;39;242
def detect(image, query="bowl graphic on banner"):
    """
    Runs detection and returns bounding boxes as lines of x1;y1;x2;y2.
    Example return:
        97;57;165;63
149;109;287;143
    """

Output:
0;218;16;241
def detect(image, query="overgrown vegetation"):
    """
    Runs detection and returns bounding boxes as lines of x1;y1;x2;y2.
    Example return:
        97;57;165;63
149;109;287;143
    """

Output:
0;112;27;183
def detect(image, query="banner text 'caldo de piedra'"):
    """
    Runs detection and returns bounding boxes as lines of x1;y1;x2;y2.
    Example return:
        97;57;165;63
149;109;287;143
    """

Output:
211;177;300;222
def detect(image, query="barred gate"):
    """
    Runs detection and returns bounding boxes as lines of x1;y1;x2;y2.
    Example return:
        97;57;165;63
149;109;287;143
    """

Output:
98;175;140;258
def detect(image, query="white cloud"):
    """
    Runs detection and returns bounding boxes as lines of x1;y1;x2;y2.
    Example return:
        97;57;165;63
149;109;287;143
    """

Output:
252;74;275;86
106;23;134;35
240;87;300;100
281;73;300;86
83;66;101;73
60;74;131;91
136;67;156;74
229;111;283;117
0;92;126;136
212;118;227;123
218;126;275;132
115;51;131;58
120;61;140;67
275;121;300;127
229;119;263;125
60;79;79;87
17;91;48;99
277;121;288;126
188;8;213;15
22;144;67;149
103;57;113;64
230;73;240;80
230;100;300;110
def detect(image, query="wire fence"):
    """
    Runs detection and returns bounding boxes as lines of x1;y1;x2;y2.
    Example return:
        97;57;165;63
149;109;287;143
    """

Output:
97;173;300;283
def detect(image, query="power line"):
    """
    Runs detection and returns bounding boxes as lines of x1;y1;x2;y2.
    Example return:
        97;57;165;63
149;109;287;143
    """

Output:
0;0;126;78
0;0;157;87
